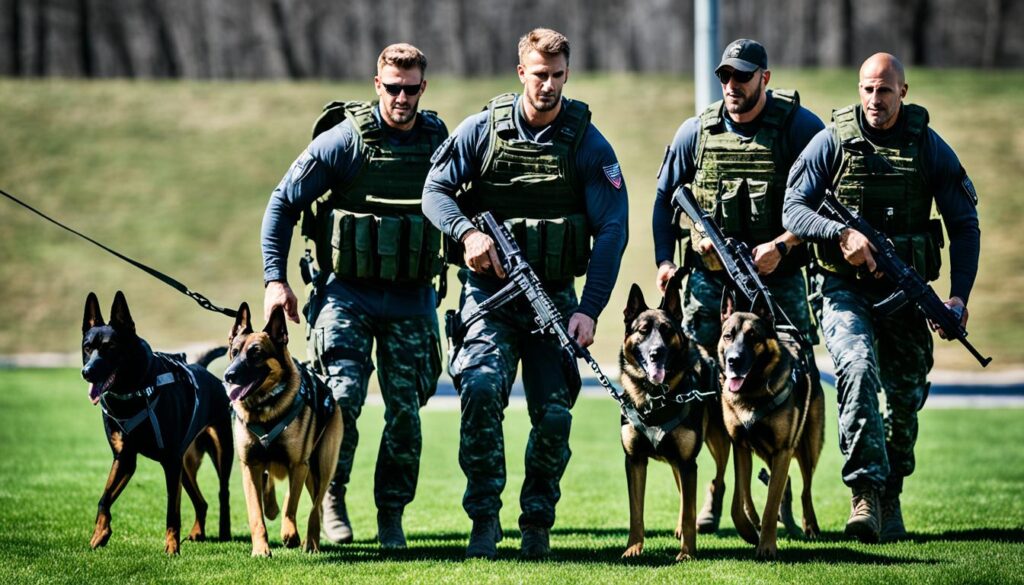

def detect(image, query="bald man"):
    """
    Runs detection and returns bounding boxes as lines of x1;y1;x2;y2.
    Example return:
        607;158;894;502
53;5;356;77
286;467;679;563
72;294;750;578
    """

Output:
783;53;981;543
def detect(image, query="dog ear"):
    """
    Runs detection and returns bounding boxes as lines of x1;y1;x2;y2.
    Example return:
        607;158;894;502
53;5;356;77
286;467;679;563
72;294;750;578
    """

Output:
751;292;776;328
230;302;254;341
263;305;289;349
624;284;648;331
659;273;684;323
109;291;136;335
720;287;737;323
83;292;105;333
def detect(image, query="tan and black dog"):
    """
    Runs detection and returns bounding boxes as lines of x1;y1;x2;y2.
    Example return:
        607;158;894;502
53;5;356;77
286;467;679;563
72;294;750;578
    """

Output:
718;291;824;559
81;291;233;554
224;303;342;557
619;276;717;561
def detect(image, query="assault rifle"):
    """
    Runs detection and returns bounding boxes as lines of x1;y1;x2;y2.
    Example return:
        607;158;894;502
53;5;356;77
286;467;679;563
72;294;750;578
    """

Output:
819;190;991;367
458;212;624;404
671;185;796;330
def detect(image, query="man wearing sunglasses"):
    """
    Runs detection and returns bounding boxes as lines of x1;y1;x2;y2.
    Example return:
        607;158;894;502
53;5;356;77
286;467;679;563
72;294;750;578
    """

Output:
651;38;825;535
783;53;980;544
422;28;628;560
261;43;449;550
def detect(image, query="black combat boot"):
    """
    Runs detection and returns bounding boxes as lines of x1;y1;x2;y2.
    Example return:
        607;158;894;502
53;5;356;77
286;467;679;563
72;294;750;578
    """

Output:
322;483;353;544
696;481;725;534
377;509;407;549
880;495;908;542
465;516;503;560
519;525;551;559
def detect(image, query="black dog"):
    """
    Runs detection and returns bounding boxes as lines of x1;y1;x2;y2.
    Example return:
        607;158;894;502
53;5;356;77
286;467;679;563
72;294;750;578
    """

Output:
81;291;233;554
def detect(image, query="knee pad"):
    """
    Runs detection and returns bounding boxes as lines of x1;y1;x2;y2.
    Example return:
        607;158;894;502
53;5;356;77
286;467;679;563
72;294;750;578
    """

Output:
538;405;572;441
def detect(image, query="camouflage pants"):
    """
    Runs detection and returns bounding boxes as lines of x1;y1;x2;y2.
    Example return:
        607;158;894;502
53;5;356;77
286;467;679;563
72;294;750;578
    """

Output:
309;285;442;512
682;267;820;353
816;273;933;495
450;270;577;529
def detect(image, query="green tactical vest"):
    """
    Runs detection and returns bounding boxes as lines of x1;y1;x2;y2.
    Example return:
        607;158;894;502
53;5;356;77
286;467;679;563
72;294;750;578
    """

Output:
689;89;808;274
453;93;592;281
304;101;447;283
815;104;943;281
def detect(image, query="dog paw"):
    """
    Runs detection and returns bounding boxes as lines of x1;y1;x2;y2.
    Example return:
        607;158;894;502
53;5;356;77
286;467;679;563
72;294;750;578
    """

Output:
621;543;644;559
303;540;321;554
755;543;777;561
281;531;301;549
675;551;694;562
90;527;112;550
804;524;821;541
251;544;272;558
187;523;206;542
164;541;180;556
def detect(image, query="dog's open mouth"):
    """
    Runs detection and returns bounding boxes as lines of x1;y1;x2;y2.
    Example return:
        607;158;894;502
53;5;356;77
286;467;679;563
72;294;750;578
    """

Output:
645;363;667;385
225;380;261;402
88;371;117;405
726;375;745;393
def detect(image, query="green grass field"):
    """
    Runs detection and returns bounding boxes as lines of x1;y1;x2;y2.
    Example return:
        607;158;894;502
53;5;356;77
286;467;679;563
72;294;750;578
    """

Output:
1;368;1022;584
1;70;1022;369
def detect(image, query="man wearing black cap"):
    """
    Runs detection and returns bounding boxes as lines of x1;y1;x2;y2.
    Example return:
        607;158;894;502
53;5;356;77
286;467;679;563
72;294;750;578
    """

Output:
651;38;825;534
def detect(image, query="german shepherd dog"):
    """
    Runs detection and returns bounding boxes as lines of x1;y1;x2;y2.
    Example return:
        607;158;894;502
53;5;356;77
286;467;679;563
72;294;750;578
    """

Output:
224;303;342;557
619;276;715;561
718;291;825;559
81;291;233;554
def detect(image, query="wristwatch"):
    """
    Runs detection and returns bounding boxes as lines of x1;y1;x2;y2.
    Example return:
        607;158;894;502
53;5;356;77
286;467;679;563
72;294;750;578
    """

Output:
775;241;789;256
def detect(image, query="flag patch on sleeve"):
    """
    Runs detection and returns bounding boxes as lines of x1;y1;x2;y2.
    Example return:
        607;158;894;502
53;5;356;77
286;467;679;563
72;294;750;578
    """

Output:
603;163;623;190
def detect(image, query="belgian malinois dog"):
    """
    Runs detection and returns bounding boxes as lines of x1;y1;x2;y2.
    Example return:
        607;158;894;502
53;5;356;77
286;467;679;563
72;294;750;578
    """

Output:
619;276;716;561
718;291;824;559
81;291;233;554
224;303;342;557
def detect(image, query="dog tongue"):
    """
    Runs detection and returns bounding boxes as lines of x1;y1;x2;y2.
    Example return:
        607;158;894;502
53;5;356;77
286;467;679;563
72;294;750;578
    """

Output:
226;381;255;402
647;365;666;385
727;376;745;393
88;383;101;405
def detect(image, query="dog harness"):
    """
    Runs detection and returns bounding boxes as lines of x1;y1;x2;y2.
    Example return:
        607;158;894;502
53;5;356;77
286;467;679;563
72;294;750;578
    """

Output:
735;357;807;432
621;354;718;450
242;360;336;450
100;348;200;455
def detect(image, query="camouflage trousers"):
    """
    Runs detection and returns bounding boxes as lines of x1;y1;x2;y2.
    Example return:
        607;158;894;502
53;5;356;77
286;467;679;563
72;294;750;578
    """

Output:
308;284;442;512
682;267;820;353
450;270;577;529
816;273;932;495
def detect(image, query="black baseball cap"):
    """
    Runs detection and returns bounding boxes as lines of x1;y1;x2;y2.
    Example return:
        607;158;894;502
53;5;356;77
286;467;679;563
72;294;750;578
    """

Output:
716;39;768;73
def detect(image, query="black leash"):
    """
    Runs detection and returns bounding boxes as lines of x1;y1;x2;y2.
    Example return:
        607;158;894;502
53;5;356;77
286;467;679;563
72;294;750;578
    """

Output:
2;187;237;318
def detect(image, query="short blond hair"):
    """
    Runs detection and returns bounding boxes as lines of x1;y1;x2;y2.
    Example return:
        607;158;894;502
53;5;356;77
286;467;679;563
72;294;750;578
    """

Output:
377;43;427;74
518;28;570;64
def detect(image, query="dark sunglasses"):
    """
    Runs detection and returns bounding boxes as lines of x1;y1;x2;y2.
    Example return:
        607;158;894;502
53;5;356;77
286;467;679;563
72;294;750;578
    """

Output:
716;69;758;84
382;82;423;97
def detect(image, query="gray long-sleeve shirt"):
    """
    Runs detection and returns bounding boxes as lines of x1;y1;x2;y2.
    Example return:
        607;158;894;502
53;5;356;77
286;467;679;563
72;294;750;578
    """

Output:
652;91;825;266
421;95;629;320
782;105;981;303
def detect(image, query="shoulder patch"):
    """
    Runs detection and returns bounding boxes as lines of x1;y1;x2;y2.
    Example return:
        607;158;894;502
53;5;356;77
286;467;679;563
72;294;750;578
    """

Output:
603;162;623;190
288;149;316;184
960;167;978;206
430;135;456;165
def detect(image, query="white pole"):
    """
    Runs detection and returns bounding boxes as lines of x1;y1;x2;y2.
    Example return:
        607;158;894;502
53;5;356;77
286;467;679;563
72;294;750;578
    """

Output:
694;0;722;114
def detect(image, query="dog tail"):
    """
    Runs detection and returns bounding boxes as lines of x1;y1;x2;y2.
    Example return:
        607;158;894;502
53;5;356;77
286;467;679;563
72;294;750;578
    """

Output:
191;346;228;369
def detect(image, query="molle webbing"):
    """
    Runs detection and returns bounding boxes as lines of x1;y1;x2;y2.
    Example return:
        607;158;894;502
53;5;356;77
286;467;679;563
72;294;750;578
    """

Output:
815;104;941;280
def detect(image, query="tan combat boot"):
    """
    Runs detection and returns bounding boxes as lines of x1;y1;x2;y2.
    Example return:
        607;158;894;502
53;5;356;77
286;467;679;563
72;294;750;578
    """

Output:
844;486;882;543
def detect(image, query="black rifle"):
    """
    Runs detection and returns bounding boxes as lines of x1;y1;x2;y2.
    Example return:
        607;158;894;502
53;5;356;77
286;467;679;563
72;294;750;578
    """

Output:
819;190;991;367
671;185;801;334
460;212;624;405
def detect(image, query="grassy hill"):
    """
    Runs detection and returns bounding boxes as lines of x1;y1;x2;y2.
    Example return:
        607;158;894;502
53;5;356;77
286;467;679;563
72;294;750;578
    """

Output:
1;70;1020;369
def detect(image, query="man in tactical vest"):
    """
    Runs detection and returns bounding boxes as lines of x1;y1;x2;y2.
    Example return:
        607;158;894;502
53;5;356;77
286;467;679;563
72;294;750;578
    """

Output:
651;38;825;533
261;43;448;549
783;53;981;543
422;28;628;560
